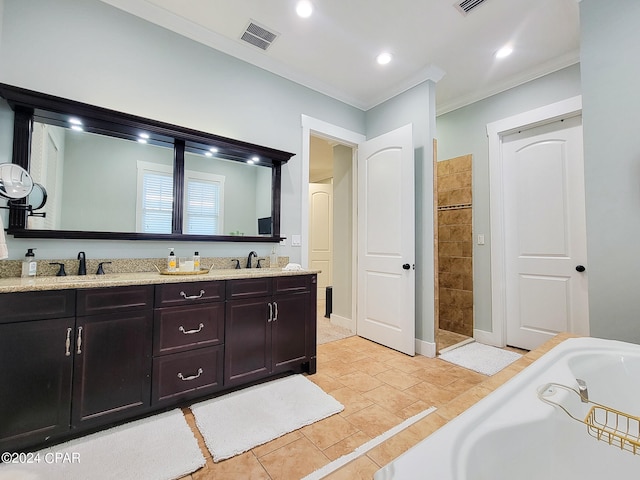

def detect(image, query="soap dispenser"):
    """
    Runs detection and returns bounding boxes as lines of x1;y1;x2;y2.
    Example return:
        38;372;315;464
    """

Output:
167;248;177;272
193;251;201;271
269;246;278;268
21;248;37;278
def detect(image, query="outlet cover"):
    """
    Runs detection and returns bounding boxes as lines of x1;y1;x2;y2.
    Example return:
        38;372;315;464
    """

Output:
291;234;302;247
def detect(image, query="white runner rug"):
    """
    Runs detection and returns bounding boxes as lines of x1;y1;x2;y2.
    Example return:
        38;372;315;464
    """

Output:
439;341;522;375
191;374;344;462
0;409;205;480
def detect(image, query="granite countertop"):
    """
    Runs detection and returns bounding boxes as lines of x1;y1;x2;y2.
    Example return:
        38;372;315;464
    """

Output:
0;268;320;293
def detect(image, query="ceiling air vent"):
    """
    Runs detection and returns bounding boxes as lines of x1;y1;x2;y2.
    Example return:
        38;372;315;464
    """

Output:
240;21;279;51
454;0;488;16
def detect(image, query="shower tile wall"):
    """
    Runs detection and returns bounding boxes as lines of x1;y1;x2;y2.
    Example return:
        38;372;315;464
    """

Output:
437;155;473;337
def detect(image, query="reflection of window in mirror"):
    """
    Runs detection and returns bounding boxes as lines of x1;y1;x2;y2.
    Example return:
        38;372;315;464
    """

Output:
136;161;173;234
184;170;225;235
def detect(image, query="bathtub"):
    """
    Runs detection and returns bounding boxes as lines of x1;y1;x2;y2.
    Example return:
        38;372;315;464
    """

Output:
374;337;640;479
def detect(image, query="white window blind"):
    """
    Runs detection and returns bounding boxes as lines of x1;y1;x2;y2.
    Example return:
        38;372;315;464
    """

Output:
184;179;220;235
136;161;224;234
141;171;173;233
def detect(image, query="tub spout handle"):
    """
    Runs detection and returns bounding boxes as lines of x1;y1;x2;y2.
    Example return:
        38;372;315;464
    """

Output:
576;378;588;403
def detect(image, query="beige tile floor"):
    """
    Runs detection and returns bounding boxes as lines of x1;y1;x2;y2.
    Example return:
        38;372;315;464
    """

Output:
178;332;573;480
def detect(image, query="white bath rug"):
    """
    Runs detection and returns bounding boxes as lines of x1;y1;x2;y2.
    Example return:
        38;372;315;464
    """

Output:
439;341;522;376
0;409;206;480
190;374;344;462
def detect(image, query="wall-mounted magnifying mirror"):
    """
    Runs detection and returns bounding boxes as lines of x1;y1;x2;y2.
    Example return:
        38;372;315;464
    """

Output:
0;163;33;200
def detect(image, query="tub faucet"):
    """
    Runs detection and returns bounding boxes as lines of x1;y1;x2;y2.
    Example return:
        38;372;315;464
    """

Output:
77;251;86;276
576;379;588;403
246;251;257;268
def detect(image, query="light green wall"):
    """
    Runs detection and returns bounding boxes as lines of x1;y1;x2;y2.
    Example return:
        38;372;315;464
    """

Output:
365;80;437;344
0;0;364;261
580;0;640;343
436;64;582;333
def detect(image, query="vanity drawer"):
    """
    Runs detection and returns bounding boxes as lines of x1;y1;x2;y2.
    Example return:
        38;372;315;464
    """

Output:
153;303;224;355
152;346;223;404
273;275;312;294
154;281;225;308
76;285;154;316
226;277;273;299
0;290;76;324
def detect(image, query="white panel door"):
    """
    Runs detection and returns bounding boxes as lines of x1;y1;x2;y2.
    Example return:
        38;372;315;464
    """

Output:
357;124;415;356
309;183;333;301
502;115;589;350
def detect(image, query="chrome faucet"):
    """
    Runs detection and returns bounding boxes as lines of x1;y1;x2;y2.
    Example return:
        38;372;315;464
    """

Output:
246;251;257;268
77;251;86;276
576;379;588;403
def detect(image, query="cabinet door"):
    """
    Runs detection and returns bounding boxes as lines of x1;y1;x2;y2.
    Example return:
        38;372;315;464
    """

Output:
0;318;74;451
72;311;152;429
224;298;271;387
272;292;309;373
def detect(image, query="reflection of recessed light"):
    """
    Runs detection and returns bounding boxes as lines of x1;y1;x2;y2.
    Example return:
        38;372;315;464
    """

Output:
296;0;313;18
205;151;213;157
376;52;393;65
69;118;82;125
71;125;83;132
495;45;513;59
137;138;147;144
252;156;260;163
139;133;150;139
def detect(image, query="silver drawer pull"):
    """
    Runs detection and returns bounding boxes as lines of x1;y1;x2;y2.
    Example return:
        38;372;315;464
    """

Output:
180;290;205;300
76;326;83;354
65;327;72;356
177;368;203;381
268;302;273;322
273;301;278;321
179;323;205;335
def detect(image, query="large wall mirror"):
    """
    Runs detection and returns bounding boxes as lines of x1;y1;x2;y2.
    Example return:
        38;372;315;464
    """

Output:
0;84;292;242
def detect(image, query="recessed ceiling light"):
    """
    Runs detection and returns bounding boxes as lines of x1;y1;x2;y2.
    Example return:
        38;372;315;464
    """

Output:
495;45;513;59
296;0;313;18
376;52;393;65
209;147;218;153
139;133;150;139
69;117;82;125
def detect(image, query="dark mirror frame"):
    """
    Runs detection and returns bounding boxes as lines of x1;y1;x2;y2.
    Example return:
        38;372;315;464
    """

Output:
0;84;293;243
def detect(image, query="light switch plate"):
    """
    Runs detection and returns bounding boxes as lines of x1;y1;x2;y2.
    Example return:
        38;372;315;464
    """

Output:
477;234;485;245
291;234;302;247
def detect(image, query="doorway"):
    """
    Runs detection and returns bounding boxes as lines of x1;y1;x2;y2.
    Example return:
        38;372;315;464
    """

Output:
434;154;474;353
309;134;355;343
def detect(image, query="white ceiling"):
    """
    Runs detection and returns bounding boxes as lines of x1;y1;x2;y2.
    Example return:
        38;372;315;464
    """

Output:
99;0;580;114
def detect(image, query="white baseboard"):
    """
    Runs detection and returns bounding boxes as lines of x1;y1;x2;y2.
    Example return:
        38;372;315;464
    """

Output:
415;338;436;358
473;328;503;347
330;313;355;333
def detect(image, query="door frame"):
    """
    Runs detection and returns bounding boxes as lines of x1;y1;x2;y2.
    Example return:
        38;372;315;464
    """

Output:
301;115;365;332
485;95;583;347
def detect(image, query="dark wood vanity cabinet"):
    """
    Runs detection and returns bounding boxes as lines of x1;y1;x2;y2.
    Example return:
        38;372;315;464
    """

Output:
224;275;316;387
0;273;316;452
0;290;76;451
151;281;225;405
